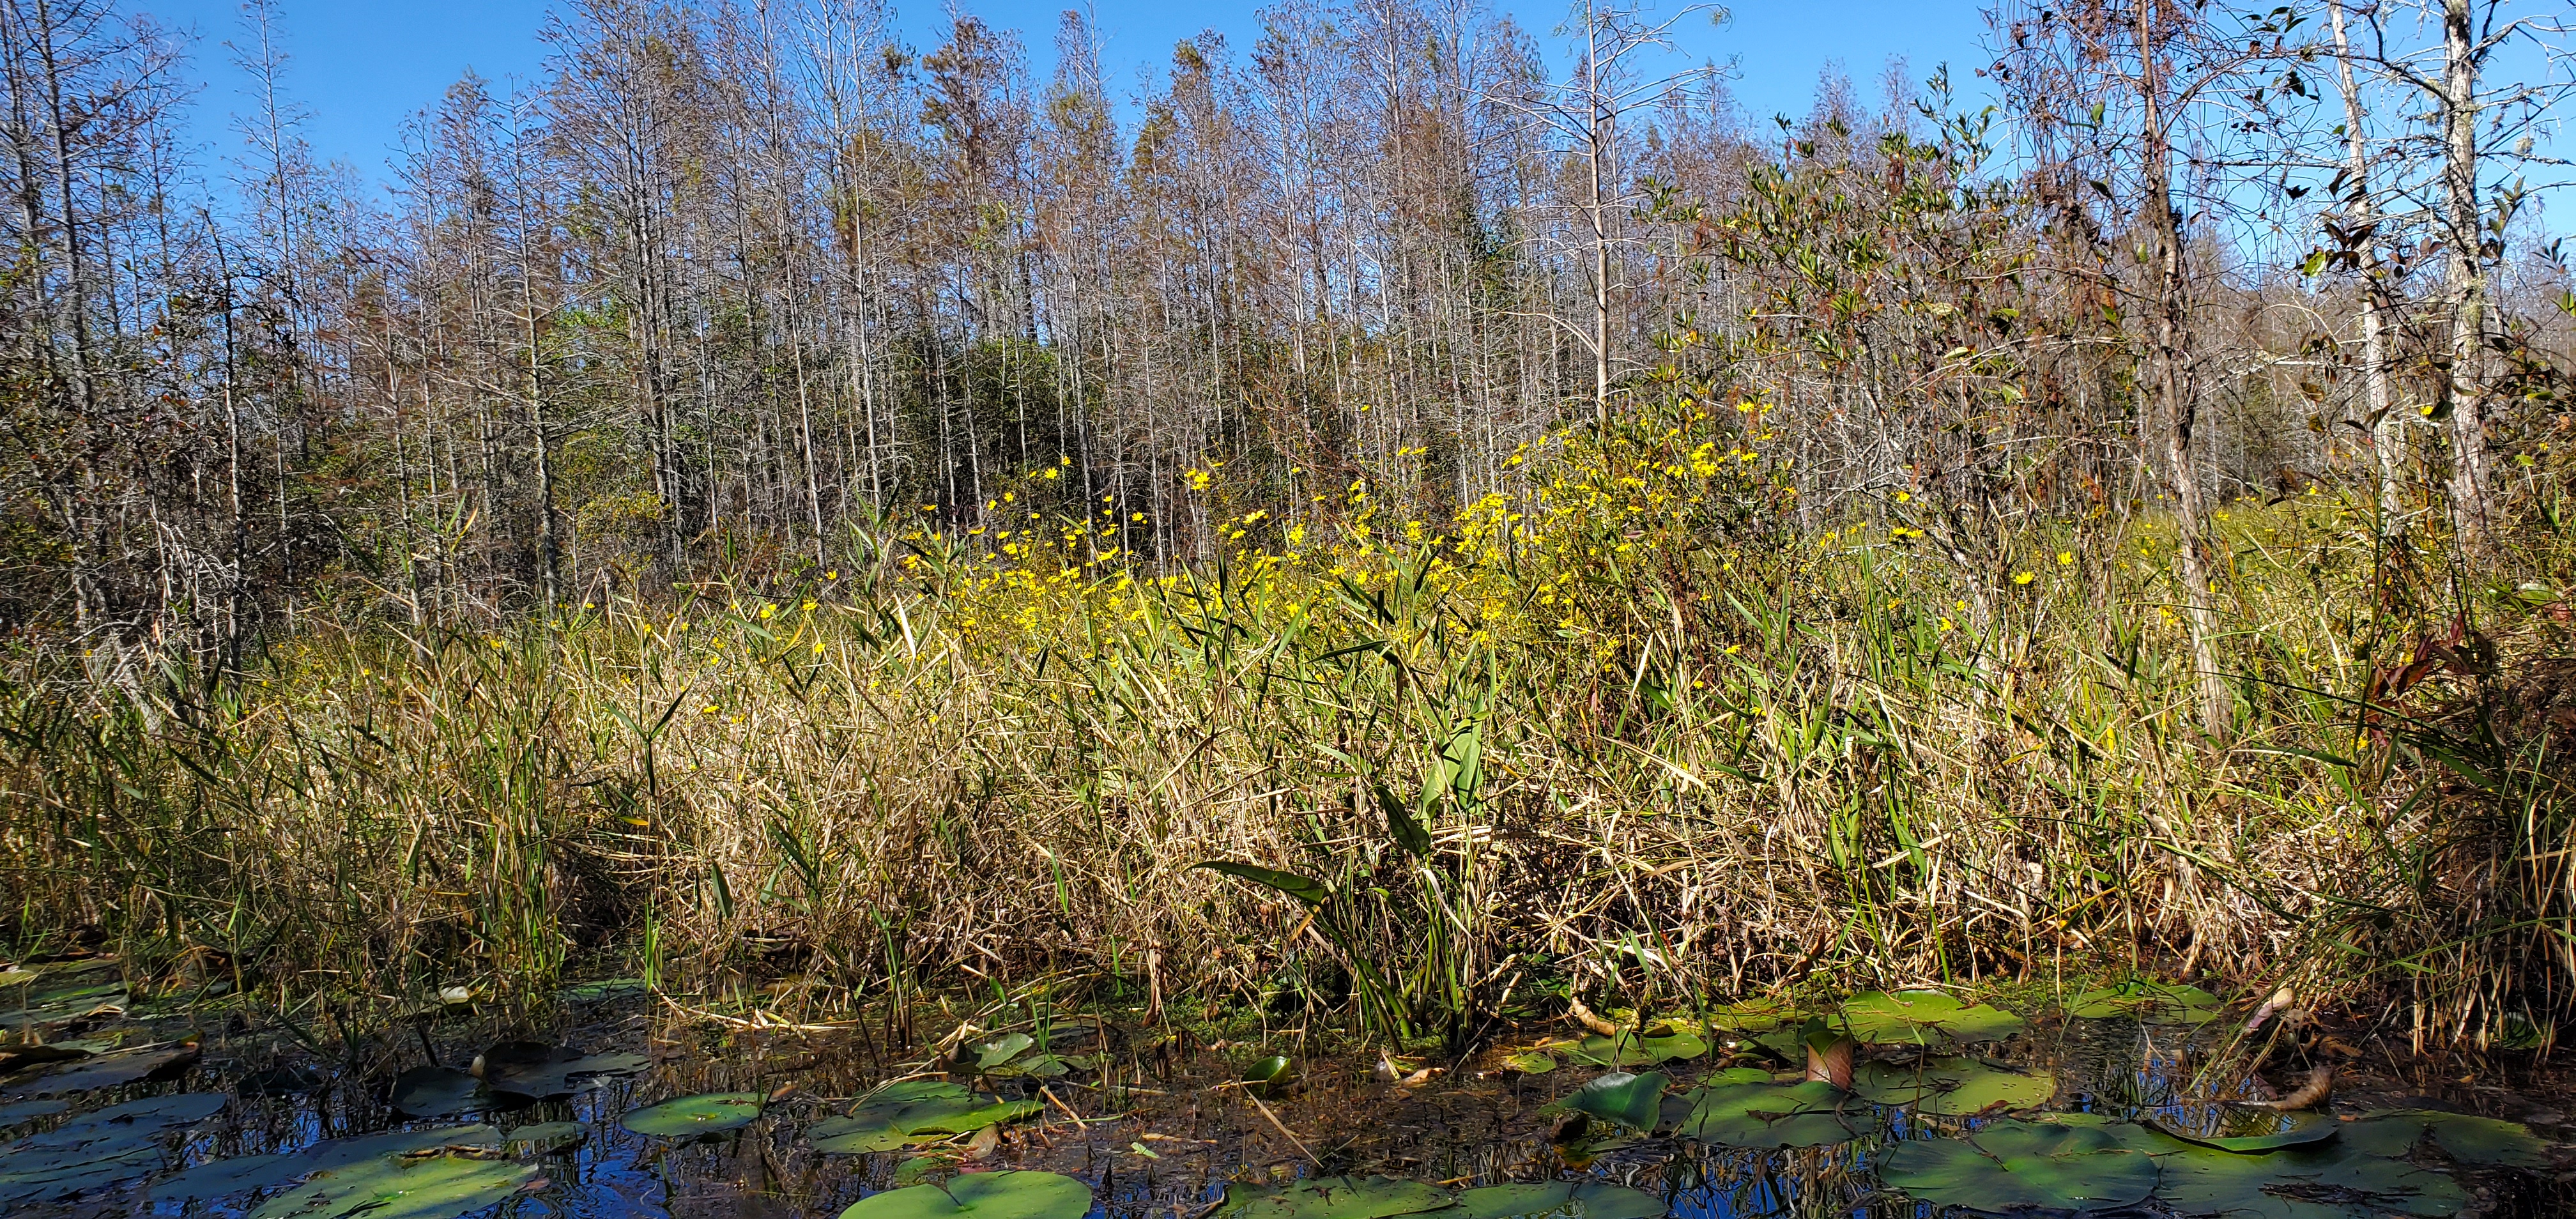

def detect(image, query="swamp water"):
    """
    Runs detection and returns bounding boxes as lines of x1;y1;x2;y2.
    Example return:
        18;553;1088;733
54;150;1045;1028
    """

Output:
0;963;2569;1219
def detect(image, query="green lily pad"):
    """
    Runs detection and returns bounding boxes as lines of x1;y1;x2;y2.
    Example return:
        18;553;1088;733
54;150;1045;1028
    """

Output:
0;1093;226;1204
620;1091;765;1137
388;1066;484;1118
150;1124;501;1204
1453;1182;1666;1219
2158;1144;2469;1219
6;1043;198;1097
556;977;648;1004
1216;1175;1455;1219
1499;1050;1558;1075
2340;1109;2552;1169
809;1081;1039;1153
973;1034;1036;1070
1676;1078;1861;1147
836;1170;1094;1219
504;1121;588;1155
245;1149;540;1219
1861;1055;2054;1116
2152;1108;2340;1153
1700;997;1798;1032
1545;1071;1668;1131
1881;1117;2158;1213
473;1042;648;1099
2067;979;2223;1025
1841;990;2025;1047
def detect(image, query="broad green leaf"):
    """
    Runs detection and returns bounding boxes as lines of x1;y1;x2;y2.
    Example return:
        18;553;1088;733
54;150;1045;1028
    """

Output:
151;1125;501;1204
1839;990;2024;1047
2067;979;2223;1025
388;1066;484;1118
1546;1071;1668;1131
1498;1050;1556;1075
1675;1078;1860;1148
620;1091;765;1137
1194;861;1331;906
1881;1118;2157;1212
2157;1144;2469;1219
810;1081;1038;1153
2342;1109;2551;1169
1215;1175;1453;1219
2152;1109;2340;1153
1453;1182;1666;1219
245;1151;539;1219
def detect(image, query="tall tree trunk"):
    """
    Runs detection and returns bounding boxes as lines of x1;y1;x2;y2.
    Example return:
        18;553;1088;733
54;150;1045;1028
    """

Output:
2333;0;2403;531
2440;0;2495;558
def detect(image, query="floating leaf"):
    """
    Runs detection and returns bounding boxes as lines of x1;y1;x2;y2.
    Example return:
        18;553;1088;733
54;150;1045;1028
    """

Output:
245;1149;539;1219
388;1066;484;1118
836;1170;1094;1219
2340;1108;2551;1169
1699;997;1798;1032
504;1121;588;1156
1498;1050;1556;1075
1881;1117;2158;1213
556;978;648;1004
2157;1144;2469;1219
1862;1055;2053;1116
1675;1078;1860;1148
1546;1071;1667;1132
0;1093;226;1204
1453;1182;1666;1219
1839;990;2025;1047
150;1125;500;1204
1216;1174;1455;1219
2152;1109;2340;1153
2067;979;2223;1025
474;1042;648;1099
973;1034;1036;1070
809;1080;1039;1153
620;1091;765;1137
6;1042;197;1098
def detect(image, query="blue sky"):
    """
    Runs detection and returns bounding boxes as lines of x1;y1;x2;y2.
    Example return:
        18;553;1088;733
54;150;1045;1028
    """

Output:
133;1;1993;190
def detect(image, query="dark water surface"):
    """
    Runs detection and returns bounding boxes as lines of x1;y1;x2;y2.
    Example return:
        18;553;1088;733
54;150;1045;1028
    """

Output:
5;978;2571;1219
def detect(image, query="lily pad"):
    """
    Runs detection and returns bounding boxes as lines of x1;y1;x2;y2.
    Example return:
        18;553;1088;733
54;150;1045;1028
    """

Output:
1700;996;1798;1032
245;1149;540;1219
1675;1078;1861;1148
2152;1108;2340;1153
2340;1109;2551;1169
621;1091;765;1137
556;977;648;1004
809;1080;1041;1153
504;1121;588;1156
1881;1117;2158;1213
1545;1071;1668;1132
1453;1182;1666;1219
6;1042;197;1097
1499;1050;1558;1075
2067;979;2223;1025
2158;1144;2469;1219
0;1092;226;1204
388;1066;484;1118
1840;990;2025;1047
473;1042;648;1099
838;1170;1092;1219
1216;1175;1455;1219
150;1124;500;1204
1862;1055;2053;1116
973;1034;1036;1070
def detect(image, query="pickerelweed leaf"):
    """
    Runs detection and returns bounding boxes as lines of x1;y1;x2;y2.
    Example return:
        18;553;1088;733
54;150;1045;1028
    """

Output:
1546;1071;1668;1132
2341;1108;2552;1169
1452;1181;1667;1219
244;1149;540;1219
150;1124;501;1204
836;1170;1094;1219
620;1091;765;1137
2151;1108;2340;1153
1839;990;2025;1047
474;1042;648;1099
1193;861;1331;906
2157;1144;2469;1219
1881;1117;2158;1213
1675;1078;1860;1148
388;1066;484;1118
2067;979;2223;1025
1216;1174;1455;1219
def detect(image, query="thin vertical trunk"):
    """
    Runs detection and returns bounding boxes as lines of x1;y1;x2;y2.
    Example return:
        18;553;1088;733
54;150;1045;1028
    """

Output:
2440;0;2494;557
2332;1;2402;530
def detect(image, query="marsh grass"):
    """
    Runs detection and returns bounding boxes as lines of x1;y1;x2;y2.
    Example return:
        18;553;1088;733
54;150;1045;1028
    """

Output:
1;418;2568;1052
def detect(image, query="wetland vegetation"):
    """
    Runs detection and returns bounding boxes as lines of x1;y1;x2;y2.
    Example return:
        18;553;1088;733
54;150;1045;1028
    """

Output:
3;0;2576;1213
